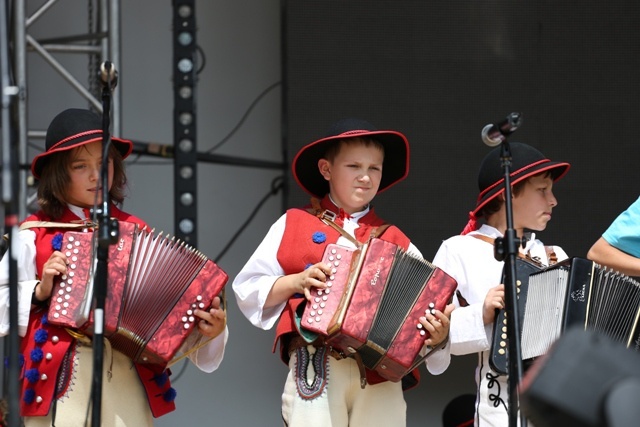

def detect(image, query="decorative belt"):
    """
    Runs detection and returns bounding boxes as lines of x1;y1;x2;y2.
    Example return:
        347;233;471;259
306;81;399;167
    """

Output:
287;335;345;360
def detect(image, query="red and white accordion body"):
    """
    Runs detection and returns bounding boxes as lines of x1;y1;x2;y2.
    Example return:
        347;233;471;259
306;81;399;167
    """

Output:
301;238;457;382
47;221;228;365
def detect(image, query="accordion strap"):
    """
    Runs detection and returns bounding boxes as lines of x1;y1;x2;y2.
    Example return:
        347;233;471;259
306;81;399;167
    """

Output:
307;198;390;248
19;220;97;231
2;221;95;257
167;288;228;368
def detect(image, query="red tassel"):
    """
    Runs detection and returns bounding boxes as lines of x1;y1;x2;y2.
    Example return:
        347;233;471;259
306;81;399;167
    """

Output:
460;212;477;235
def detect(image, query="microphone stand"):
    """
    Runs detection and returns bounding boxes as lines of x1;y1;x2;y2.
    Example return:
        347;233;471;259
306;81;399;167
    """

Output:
90;61;119;426
493;140;527;427
1;0;22;425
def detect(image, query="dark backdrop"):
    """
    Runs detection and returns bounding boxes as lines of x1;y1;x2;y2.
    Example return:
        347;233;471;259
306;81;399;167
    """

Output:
283;0;640;262
282;1;640;424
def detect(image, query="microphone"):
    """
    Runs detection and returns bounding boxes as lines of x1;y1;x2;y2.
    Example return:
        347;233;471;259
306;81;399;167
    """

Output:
99;61;118;90
131;140;174;158
481;112;522;147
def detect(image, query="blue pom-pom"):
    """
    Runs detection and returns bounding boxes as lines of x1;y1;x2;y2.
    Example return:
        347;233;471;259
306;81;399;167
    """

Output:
34;328;48;344
23;388;36;404
25;368;40;384
30;348;44;363
163;387;177;402
154;371;169;387
312;232;326;244
51;233;63;251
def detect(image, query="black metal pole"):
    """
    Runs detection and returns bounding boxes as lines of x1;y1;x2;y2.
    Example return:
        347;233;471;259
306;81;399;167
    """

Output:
494;141;527;427
0;0;22;425
90;60;119;426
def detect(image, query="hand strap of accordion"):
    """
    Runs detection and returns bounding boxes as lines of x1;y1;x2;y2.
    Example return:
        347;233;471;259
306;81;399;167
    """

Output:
407;334;450;376
166;336;216;369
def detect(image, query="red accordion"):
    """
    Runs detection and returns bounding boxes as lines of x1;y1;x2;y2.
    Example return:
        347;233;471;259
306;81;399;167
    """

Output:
47;221;228;365
301;238;457;382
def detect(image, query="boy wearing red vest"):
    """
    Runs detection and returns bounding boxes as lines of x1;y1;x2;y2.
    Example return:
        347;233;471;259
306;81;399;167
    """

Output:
232;118;453;427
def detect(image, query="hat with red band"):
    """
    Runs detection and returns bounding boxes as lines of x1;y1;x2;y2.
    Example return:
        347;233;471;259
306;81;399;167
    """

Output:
31;108;133;179
292;118;410;198
461;142;570;235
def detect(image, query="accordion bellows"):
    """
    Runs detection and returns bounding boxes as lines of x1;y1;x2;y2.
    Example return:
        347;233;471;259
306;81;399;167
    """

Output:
48;221;228;365
302;238;457;382
490;257;640;375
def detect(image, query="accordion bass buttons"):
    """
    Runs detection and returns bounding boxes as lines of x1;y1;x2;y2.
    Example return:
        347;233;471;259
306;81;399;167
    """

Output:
415;302;438;336
182;295;206;329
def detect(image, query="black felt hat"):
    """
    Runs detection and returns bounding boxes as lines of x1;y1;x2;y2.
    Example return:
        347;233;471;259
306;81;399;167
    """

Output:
31;108;133;179
292;118;410;198
461;142;570;235
472;142;570;217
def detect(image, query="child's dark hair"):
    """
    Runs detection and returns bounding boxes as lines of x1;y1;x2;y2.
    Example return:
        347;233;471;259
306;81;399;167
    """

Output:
37;144;128;219
323;136;385;162
479;170;553;218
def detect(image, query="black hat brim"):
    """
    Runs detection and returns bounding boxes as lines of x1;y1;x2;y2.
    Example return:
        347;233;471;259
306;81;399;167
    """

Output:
292;130;410;198
472;160;571;217
31;134;133;179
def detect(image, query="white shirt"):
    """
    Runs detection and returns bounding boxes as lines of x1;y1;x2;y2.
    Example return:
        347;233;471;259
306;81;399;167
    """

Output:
432;224;567;426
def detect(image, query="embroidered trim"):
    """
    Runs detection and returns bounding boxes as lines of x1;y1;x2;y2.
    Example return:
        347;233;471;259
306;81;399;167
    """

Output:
55;343;77;401
294;346;329;400
486;371;506;410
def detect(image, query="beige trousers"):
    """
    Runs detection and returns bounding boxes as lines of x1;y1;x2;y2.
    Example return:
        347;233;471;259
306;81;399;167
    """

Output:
282;345;406;427
24;343;153;427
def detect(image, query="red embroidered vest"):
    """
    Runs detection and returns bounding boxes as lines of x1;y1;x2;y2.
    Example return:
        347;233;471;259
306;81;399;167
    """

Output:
273;196;421;390
19;205;177;418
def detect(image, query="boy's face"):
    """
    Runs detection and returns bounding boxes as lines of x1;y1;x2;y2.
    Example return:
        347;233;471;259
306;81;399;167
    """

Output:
512;174;558;232
318;141;384;214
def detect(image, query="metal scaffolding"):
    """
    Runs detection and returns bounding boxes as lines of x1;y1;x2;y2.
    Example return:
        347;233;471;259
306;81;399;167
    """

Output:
11;0;121;219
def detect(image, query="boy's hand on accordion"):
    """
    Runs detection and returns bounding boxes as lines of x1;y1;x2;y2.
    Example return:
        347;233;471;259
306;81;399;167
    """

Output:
483;284;505;325
420;303;454;349
296;262;332;300
36;251;68;302
268;262;332;307
194;296;226;339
